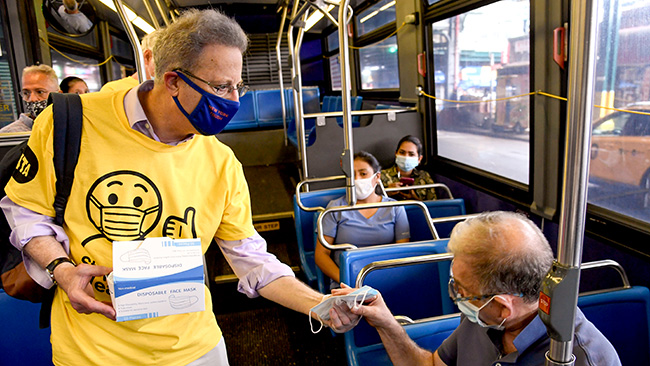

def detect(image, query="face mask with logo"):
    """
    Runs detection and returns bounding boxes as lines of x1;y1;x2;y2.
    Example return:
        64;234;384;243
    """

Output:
456;295;507;331
88;195;160;241
355;174;377;200
172;72;240;135
24;99;48;119
395;155;419;172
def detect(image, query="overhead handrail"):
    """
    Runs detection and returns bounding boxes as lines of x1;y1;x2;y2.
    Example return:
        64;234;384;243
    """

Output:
152;0;170;26
276;2;289;146
316;200;440;251
385;183;454;200
580;260;631;289
142;0;161;30
113;0;145;83
294;175;347;212
355;252;454;288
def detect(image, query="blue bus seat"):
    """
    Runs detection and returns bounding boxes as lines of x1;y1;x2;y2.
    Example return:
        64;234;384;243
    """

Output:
223;91;258;131
293;187;345;286
339;240;456;356
286;87;321;147
404;199;466;241
347;315;460;366
577;286;650;365
0;289;53;365
256;89;286;128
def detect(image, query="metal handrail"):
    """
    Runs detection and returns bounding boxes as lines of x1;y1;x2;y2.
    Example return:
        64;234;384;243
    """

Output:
303;107;416;119
294;175;346;212
431;213;479;226
355;252;454;288
316;200;439;251
113;0;145;84
385;183;453;199
580;260;631;289
276;3;289;146
142;0;161;30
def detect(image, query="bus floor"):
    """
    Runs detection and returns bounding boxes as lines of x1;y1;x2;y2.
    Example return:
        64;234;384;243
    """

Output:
211;281;347;366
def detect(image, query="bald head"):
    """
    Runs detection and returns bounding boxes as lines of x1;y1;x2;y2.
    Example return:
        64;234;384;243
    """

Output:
448;211;554;303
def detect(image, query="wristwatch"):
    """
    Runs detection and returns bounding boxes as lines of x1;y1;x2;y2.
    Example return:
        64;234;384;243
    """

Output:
45;257;75;285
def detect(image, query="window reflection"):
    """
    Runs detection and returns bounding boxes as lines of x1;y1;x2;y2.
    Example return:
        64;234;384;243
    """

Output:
432;0;530;184
358;35;399;90
51;51;102;92
329;55;341;91
588;0;650;220
356;0;396;37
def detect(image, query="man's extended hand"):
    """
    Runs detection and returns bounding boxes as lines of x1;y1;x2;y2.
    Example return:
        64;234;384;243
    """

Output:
332;284;396;330
54;263;116;320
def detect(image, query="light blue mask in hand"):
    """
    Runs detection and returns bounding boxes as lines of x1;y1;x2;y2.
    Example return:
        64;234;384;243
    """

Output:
309;285;379;334
456;295;507;331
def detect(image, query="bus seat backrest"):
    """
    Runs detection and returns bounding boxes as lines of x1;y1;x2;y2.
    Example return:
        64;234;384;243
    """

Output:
224;91;258;131
578;286;650;365
0;289;53;365
293;188;345;285
339;240;456;349
286;87;321;147
404;199;467;241
347;315;461;366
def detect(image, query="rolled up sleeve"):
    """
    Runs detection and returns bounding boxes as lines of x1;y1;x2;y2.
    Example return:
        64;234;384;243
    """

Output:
215;232;294;298
0;195;70;288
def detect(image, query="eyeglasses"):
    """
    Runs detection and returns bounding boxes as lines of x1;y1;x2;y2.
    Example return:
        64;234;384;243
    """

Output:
20;89;50;100
447;267;523;303
173;68;249;97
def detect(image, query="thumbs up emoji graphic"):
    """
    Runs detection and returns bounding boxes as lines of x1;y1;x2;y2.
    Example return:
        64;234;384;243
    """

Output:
163;207;197;239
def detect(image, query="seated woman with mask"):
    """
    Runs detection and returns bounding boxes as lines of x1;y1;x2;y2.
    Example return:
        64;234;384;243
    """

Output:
316;151;410;290
381;135;437;201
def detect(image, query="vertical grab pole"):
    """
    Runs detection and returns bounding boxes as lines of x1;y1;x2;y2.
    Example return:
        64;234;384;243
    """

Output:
338;1;356;206
288;1;307;184
294;12;308;180
113;0;146;84
539;0;598;365
152;0;171;26
276;4;289;146
142;0;161;30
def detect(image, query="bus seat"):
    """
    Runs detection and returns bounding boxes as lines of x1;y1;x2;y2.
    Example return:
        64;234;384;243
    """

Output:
293;187;345;286
223;91;258;131
347;315;460;366
404;199;467;241
286;87;321;147
339;240;456;353
256;89;285;128
0;289;53;365
577;286;650;365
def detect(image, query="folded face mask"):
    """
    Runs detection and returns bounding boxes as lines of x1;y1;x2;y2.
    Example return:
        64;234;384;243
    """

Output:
309;285;379;333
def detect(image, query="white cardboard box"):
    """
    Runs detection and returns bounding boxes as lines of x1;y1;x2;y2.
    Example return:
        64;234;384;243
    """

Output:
107;237;205;322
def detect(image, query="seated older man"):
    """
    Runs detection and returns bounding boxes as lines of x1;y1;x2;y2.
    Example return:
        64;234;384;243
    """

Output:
338;211;621;366
0;64;59;133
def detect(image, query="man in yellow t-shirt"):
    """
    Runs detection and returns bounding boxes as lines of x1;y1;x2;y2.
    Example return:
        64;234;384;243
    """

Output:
100;29;159;93
1;9;360;366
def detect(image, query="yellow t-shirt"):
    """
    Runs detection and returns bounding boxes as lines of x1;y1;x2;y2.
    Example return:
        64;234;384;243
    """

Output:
99;76;139;93
6;90;256;365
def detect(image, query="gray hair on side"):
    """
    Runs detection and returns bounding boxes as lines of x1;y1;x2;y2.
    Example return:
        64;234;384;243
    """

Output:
141;29;161;52
447;211;554;303
22;64;59;90
153;8;248;82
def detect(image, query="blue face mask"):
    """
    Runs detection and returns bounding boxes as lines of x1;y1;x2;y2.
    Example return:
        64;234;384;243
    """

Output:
456;295;507;331
172;72;240;135
395;155;419;172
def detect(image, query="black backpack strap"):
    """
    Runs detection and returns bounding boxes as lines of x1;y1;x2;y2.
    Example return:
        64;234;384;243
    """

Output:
40;93;83;328
50;93;83;226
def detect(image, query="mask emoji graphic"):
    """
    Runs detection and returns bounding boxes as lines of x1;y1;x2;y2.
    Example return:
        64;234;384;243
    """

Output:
86;171;162;241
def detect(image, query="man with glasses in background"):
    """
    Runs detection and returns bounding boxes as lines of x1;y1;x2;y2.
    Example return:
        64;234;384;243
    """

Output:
338;211;621;365
0;64;59;133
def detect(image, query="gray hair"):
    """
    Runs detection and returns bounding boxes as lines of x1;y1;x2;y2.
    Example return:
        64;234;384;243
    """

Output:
141;29;161;52
22;65;59;90
447;211;554;303
153;9;248;81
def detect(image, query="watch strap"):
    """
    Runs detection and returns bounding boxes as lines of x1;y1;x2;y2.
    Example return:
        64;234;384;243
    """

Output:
45;257;75;285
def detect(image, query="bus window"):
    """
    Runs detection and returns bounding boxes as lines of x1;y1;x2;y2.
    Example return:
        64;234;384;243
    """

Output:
50;51;102;92
0;8;17;126
356;0;396;37
358;35;399;90
587;0;650;222
432;0;530;185
329;54;342;91
327;30;339;53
